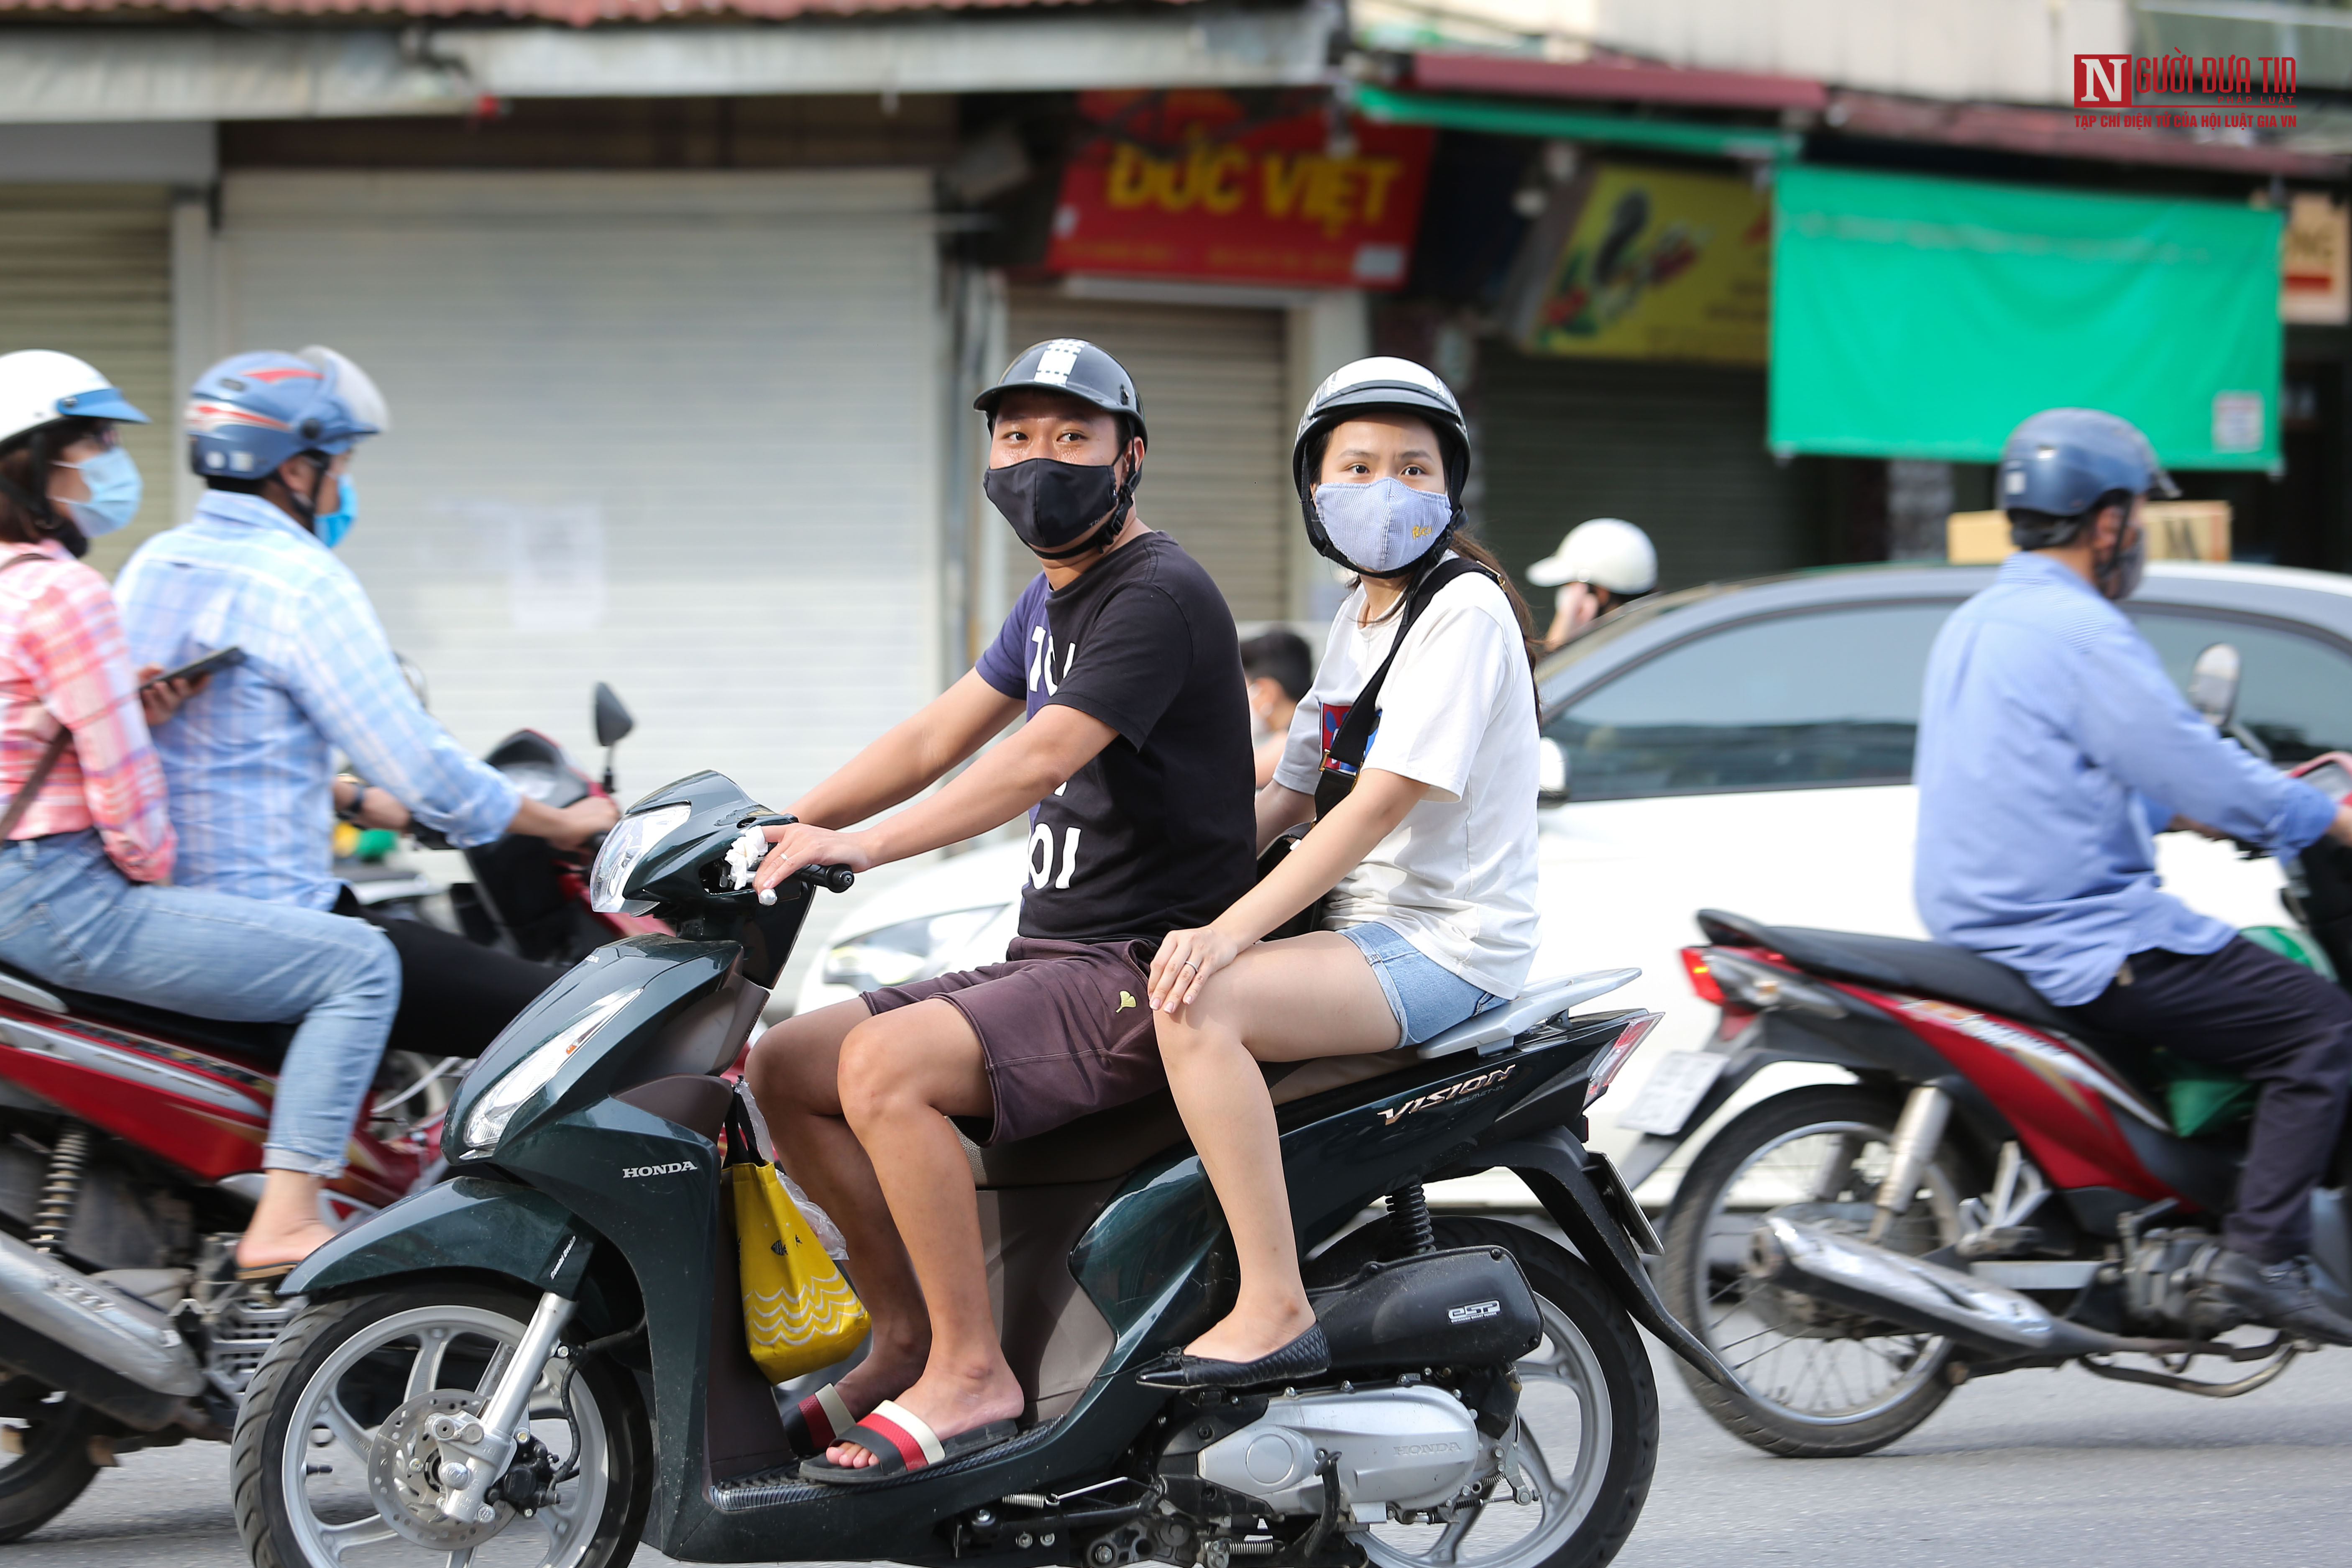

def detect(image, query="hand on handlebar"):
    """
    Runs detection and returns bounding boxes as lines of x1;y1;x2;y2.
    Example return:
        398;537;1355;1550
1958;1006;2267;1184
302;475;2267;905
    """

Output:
752;821;875;895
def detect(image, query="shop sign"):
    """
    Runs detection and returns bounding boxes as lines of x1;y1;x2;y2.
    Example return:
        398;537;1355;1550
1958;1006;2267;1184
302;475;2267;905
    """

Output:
1508;160;1771;366
2283;192;2349;325
1046;92;1435;291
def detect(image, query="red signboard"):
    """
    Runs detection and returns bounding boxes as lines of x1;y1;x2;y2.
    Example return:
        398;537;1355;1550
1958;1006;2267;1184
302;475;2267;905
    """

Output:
1046;92;1436;291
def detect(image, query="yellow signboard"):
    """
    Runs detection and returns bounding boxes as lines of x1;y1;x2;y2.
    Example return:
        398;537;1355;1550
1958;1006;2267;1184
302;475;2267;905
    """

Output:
1513;162;1772;366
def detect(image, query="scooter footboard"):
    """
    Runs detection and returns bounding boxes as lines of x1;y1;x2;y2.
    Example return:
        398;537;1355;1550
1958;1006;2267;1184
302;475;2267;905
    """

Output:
283;1175;596;1302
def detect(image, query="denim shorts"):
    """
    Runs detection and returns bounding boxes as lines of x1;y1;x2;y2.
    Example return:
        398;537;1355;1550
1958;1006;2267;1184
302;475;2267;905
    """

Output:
1337;920;1505;1048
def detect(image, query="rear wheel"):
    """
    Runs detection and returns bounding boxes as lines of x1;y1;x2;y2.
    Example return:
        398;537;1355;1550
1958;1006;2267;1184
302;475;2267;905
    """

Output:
0;1378;101;1542
1309;1216;1658;1568
233;1284;649;1568
1658;1086;1979;1458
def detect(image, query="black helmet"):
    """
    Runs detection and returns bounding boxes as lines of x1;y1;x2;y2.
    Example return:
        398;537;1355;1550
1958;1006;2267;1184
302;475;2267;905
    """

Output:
1291;356;1470;573
974;339;1147;446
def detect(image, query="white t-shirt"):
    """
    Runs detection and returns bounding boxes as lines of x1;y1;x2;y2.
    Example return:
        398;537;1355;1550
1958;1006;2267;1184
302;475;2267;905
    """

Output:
1273;561;1542;999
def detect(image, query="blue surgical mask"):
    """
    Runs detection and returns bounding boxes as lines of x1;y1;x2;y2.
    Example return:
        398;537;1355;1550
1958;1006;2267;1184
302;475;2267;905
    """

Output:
313;476;357;549
55;446;142;538
1312;476;1452;576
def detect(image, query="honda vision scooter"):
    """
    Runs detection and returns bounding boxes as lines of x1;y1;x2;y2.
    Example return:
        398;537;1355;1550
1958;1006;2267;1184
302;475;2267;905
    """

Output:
232;770;1731;1568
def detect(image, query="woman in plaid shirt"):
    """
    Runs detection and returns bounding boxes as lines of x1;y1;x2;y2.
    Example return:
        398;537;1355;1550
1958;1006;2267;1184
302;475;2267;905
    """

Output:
0;351;400;1282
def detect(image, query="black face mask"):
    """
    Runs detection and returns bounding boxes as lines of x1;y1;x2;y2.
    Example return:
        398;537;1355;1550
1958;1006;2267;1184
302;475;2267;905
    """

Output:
983;455;1135;561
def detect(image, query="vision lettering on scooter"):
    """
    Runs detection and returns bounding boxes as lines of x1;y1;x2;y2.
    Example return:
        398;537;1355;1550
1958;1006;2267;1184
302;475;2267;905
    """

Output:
1376;1065;1516;1125
620;1161;697;1179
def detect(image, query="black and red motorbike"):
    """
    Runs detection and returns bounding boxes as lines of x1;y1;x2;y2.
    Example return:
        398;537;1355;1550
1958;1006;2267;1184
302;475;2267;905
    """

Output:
0;686;657;1539
1632;653;2352;1458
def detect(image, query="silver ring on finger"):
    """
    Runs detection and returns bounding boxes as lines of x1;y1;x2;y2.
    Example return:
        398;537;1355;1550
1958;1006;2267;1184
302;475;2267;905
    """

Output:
1181;960;1199;970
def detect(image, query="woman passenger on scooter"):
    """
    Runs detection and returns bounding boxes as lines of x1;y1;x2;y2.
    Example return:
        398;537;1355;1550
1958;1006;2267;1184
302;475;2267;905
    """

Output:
1142;358;1542;1386
0;350;399;1281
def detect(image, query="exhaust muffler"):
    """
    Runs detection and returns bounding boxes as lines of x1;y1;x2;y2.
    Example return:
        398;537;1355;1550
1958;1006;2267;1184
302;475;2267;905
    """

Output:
0;1227;204;1428
1747;1216;2132;1360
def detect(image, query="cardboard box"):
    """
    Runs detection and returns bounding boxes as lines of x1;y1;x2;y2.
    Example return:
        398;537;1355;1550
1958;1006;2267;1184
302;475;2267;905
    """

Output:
1946;501;2231;565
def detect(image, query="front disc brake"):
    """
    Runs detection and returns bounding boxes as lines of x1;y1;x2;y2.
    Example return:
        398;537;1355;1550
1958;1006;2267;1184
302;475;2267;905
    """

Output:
368;1390;516;1550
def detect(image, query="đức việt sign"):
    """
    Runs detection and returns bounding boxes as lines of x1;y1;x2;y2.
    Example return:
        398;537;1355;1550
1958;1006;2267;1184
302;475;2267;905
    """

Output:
1046;91;1436;291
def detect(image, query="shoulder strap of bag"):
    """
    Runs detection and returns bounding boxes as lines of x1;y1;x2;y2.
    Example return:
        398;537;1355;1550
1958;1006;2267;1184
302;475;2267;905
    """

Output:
0;553;74;844
1311;556;1494;820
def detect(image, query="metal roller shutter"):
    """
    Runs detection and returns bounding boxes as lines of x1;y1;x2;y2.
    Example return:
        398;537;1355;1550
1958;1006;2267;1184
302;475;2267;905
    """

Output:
1477;348;1819;595
1006;289;1289;621
212;169;940;810
0;184;175;578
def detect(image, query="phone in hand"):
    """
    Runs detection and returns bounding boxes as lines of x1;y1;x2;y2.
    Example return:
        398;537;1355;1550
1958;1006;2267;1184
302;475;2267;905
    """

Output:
142;645;245;690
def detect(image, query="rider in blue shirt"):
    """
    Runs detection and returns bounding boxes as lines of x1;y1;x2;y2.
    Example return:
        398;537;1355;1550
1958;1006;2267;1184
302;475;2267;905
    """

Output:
118;349;616;1062
1916;407;2352;1345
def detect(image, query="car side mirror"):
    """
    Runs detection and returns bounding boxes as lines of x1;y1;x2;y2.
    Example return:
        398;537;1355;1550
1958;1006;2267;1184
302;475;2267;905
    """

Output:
1537;736;1570;807
2188;642;2241;730
593;683;635;748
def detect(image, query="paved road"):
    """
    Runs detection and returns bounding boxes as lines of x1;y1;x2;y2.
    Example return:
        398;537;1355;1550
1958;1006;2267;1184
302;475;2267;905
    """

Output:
15;1331;2350;1568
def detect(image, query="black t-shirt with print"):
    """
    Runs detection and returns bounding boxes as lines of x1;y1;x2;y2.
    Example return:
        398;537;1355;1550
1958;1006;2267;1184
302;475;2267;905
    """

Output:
974;532;1255;945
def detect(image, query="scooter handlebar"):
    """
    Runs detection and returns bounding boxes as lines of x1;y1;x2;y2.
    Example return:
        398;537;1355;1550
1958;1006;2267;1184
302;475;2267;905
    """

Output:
794;863;856;895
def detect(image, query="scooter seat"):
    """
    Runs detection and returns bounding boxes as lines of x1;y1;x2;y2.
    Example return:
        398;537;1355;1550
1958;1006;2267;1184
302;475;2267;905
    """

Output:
0;954;299;1063
1696;910;2071;1033
967;969;1644;1189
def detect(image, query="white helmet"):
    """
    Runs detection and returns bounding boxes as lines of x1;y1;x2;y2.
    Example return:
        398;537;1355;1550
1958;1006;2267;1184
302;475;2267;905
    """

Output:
1527;518;1656;595
0;350;148;450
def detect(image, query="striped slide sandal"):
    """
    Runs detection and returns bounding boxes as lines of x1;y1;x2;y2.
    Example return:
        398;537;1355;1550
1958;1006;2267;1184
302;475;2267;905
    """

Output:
797;1399;1018;1486
781;1383;861;1461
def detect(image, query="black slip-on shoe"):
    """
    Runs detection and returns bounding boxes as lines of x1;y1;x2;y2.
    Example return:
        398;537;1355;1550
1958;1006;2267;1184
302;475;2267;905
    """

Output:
1136;1323;1331;1390
2210;1250;2352;1346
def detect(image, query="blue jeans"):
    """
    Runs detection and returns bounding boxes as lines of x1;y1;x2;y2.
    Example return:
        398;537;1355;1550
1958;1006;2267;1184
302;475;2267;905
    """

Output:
1337;920;1505;1047
0;831;400;1175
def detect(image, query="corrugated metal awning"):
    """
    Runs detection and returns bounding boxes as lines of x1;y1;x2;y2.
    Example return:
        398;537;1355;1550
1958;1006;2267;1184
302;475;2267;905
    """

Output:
0;0;1170;24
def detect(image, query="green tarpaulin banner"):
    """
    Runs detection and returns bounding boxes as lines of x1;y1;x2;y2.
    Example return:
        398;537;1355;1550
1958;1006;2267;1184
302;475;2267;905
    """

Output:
1769;164;2281;470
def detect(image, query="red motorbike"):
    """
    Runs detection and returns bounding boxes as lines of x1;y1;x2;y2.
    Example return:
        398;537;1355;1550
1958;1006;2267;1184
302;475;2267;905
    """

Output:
0;686;657;1539
1635;761;2352;1458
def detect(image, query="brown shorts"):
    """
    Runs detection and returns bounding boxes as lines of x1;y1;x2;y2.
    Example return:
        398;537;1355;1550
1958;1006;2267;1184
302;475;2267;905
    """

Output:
863;936;1161;1146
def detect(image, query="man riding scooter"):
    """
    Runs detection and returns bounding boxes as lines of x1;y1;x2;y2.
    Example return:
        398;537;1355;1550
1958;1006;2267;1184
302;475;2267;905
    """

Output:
1915;406;2352;1343
745;339;1255;1481
115;348;617;1065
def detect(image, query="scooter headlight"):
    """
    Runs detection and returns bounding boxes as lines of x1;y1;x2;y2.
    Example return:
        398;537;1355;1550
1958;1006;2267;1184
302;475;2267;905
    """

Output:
588;803;691;914
459;987;642;1157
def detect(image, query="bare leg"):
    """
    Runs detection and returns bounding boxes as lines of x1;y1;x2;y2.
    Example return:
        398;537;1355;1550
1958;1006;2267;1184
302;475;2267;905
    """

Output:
1156;931;1398;1363
236;1169;337;1270
823;999;1023;1468
745;1001;930;1427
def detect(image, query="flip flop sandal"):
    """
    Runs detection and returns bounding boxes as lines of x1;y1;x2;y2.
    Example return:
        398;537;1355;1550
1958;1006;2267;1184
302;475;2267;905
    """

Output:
781;1383;862;1461
797;1399;1020;1486
232;1262;299;1287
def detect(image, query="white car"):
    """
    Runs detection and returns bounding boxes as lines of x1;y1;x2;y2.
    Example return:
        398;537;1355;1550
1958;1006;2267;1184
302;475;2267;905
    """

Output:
800;561;2352;1197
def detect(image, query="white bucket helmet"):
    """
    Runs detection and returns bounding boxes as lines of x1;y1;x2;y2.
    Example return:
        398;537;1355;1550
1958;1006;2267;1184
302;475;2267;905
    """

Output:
1527;518;1656;595
0;350;148;450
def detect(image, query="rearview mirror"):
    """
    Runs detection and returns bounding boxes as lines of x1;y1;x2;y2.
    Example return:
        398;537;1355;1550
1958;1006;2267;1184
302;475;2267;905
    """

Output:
1537;736;1569;808
593;683;635;748
2187;642;2241;730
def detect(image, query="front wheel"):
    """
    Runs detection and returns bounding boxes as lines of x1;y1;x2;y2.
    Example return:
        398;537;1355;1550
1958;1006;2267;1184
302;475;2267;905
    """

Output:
1310;1215;1659;1568
1658;1085;1980;1458
232;1283;650;1568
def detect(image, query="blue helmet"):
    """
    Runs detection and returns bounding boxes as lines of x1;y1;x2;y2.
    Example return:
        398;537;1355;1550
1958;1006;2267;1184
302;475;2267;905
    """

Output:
1999;408;2178;545
186;347;387;481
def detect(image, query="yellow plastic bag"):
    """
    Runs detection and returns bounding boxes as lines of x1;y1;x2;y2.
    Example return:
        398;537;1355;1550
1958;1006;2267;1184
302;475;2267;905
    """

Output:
724;1095;869;1384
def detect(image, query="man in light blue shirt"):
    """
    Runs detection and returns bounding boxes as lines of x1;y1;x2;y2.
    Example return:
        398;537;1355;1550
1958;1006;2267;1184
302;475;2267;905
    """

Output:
1916;407;2352;1344
119;348;614;1060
